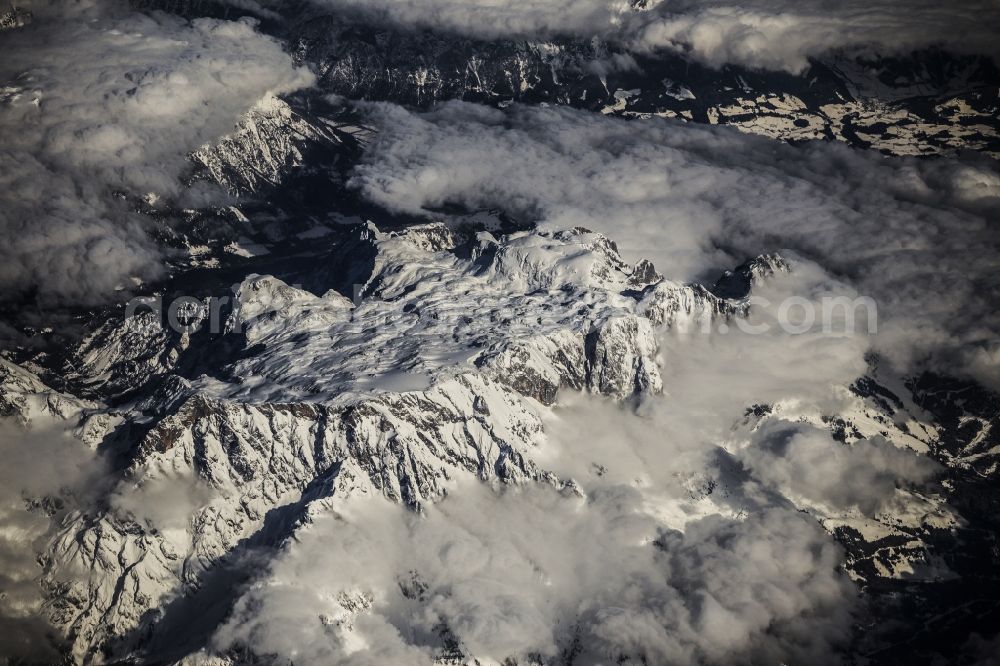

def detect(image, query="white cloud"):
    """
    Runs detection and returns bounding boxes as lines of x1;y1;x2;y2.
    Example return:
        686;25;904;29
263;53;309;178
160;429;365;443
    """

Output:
110;473;216;532
738;421;940;515
302;0;1000;72
0;0;313;305
210;486;856;665
629;0;1000;73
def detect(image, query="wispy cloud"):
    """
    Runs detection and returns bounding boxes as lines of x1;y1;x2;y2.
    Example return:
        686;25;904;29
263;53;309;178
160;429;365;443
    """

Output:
302;0;1000;72
0;0;312;306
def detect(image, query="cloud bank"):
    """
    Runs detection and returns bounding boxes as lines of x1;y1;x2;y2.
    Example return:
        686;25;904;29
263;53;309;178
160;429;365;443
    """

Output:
349;101;1000;388
0;0;312;305
305;0;1000;72
210;489;856;665
738;421;940;516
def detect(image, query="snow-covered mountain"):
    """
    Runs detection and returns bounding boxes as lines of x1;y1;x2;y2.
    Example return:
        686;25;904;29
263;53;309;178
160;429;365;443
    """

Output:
32;220;718;657
5;209;998;662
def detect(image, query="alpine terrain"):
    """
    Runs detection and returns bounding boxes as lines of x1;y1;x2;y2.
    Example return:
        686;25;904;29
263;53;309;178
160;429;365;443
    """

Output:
1;1;999;664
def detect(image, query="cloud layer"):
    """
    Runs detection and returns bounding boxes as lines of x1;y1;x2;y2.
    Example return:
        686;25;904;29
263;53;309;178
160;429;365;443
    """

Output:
305;0;1000;72
0;0;312;305
211;489;856;665
349;101;1000;388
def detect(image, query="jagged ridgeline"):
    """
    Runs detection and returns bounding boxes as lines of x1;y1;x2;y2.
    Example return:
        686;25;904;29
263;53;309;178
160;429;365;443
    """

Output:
135;0;1000;157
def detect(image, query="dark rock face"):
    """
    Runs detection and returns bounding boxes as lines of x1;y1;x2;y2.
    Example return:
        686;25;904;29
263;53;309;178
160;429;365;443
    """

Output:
711;254;790;300
908;373;1000;478
134;0;1000;158
283;16;1000;157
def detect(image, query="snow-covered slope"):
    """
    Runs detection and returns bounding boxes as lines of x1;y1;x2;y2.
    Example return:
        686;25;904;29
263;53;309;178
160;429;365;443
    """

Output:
190;93;373;197
21;222;740;661
0;358;114;446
